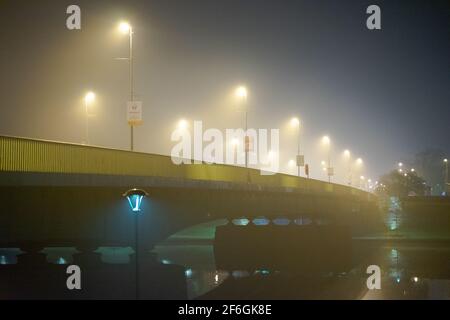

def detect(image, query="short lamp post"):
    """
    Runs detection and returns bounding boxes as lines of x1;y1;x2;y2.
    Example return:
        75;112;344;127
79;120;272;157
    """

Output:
444;159;448;195
123;188;149;299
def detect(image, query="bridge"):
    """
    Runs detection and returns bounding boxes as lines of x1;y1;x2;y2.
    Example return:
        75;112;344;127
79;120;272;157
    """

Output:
0;135;380;249
0;135;383;299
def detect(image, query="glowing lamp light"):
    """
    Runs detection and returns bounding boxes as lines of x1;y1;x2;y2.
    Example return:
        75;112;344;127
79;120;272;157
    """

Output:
322;135;330;145
185;268;193;278
290;117;300;127
119;21;131;34
85;91;95;104
356;158;363;165
177;119;188;130
343;150;350;158
123;188;149;212
235;86;248;99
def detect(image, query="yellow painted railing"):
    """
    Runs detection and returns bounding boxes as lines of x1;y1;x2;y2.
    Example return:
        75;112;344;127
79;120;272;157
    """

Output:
0;135;373;199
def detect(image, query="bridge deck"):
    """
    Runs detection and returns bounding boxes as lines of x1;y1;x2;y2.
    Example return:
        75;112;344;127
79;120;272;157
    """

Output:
0;135;374;199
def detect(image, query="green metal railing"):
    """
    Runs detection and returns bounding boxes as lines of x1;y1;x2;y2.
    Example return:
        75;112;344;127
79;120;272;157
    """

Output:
0;135;373;199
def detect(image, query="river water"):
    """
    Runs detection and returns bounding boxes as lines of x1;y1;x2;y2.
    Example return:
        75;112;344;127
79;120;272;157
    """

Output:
152;219;450;300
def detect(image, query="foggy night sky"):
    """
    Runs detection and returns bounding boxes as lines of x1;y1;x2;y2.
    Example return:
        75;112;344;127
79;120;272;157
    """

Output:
0;0;449;182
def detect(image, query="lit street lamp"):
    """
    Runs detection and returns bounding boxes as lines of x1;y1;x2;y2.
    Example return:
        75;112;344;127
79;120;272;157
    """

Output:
177;118;188;131
288;159;296;172
444;159;448;191
290;117;303;177
118;21;135;151
235;86;248;167
350;157;363;187
343;149;351;185
322;136;332;183
123;188;149;299
84;91;96;145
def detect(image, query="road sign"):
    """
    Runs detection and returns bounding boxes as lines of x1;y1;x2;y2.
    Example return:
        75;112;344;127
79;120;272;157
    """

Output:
127;101;142;126
296;155;305;167
327;167;334;176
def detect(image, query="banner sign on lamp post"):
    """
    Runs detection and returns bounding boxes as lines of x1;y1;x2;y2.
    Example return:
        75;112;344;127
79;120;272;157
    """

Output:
127;101;142;126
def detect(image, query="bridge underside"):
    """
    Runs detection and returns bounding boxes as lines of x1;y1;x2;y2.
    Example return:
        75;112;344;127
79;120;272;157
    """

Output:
0;172;380;250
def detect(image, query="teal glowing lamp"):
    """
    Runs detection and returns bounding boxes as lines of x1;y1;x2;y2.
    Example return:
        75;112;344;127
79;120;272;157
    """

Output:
123;188;149;212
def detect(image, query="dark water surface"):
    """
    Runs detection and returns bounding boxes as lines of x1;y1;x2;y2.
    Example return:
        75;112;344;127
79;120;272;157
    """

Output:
153;241;450;299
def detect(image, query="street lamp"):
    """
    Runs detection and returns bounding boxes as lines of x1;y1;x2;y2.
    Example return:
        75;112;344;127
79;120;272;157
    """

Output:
352;157;363;188
123;188;149;299
290;117;303;177
177;119;188;131
235;86;248;167
343;150;351;185
360;175;365;190
288;159;296;171
322;136;332;183
84;91;96;145
444;159;448;189
118;21;135;151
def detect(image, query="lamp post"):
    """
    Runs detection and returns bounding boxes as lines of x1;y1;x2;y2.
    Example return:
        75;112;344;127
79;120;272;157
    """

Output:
343;150;351;185
119;22;135;151
354;158;363;187
291;117;302;177
360;175;365;190
123;188;149;300
322;136;332;182
444;158;448;194
84;91;95;145
235;86;248;167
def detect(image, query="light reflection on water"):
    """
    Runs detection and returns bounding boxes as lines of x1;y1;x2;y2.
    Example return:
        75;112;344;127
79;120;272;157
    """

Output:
153;243;450;300
152;244;229;299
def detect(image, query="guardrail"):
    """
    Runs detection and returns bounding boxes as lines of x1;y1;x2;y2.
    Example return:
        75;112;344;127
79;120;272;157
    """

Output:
0;135;374;199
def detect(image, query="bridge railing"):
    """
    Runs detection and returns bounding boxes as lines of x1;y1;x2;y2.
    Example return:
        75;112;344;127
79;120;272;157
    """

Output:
0;135;374;200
